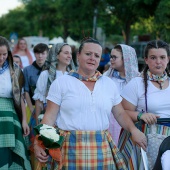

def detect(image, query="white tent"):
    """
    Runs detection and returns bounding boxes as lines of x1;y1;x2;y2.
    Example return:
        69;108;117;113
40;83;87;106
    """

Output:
66;36;80;48
49;36;64;44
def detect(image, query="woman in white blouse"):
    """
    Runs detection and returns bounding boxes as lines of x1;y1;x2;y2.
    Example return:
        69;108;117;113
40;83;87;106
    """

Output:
33;43;75;125
0;36;31;169
104;44;139;145
33;38;147;170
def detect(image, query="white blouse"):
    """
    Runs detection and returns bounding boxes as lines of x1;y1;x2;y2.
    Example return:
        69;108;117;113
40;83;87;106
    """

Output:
47;75;122;131
0;68;12;98
122;77;170;118
18;53;35;68
33;70;68;103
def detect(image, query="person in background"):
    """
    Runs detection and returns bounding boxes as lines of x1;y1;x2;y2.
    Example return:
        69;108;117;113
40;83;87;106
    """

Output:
23;43;49;122
71;45;78;69
104;44;140;145
119;40;170;170
23;43;49;169
13;54;23;68
0;36;31;169
12;38;35;68
33;38;146;170
97;47;110;73
33;43;75;125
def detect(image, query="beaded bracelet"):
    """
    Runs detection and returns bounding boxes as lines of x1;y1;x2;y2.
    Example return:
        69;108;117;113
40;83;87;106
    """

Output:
137;112;143;121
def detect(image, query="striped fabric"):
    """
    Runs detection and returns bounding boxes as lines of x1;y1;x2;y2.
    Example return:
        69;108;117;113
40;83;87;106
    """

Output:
0;98;31;170
46;129;127;170
118;123;170;170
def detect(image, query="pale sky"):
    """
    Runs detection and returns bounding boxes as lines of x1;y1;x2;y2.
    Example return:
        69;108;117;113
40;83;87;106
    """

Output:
0;0;22;17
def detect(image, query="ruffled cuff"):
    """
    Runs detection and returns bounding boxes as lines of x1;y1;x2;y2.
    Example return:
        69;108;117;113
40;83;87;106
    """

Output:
32;93;47;103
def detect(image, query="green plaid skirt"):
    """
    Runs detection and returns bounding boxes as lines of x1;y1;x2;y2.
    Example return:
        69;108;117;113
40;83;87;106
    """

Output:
46;129;127;170
0;98;31;170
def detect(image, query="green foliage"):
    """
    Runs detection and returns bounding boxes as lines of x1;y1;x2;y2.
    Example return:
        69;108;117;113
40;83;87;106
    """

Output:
0;7;31;38
154;0;170;41
105;0;161;44
1;0;170;44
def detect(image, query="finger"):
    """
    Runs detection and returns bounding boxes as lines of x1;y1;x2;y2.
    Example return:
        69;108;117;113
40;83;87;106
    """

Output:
137;142;147;152
151;117;157;124
37;157;48;162
35;151;48;160
37;148;48;157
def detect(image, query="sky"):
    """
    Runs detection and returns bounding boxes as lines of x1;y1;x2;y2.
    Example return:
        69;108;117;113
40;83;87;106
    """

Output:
0;0;22;17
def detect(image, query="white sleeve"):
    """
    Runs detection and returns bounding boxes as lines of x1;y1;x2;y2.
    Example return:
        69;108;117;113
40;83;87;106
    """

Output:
46;79;62;105
111;81;122;106
33;70;48;103
161;150;170;170
121;78;139;106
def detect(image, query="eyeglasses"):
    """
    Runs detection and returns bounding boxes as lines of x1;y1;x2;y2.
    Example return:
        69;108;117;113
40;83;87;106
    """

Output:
110;55;119;61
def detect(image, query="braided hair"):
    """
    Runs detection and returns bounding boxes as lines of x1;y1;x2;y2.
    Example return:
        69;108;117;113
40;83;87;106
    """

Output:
142;40;170;112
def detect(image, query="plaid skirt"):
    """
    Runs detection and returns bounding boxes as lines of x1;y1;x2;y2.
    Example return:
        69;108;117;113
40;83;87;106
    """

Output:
0;98;31;170
118;122;170;170
46;129;127;170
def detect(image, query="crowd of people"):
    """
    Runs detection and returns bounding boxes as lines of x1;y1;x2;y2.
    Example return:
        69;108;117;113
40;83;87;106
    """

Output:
0;35;170;170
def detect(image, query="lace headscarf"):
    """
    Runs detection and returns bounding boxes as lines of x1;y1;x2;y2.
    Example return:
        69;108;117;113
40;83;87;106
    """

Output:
106;44;140;83
43;43;76;92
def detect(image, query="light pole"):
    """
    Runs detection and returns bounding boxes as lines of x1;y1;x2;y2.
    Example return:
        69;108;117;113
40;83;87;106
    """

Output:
93;8;98;39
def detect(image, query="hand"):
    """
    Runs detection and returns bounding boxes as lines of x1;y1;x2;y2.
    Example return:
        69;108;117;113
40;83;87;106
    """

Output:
131;128;147;151
140;113;159;125
22;120;30;136
34;143;49;162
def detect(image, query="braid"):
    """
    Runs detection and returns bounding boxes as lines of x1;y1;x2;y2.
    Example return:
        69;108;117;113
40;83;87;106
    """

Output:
143;39;170;112
143;65;149;112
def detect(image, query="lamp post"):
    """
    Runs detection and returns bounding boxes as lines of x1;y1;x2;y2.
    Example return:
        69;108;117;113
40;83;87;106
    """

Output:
93;8;98;39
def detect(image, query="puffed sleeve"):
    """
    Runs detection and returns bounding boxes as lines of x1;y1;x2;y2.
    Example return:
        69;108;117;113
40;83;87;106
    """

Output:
33;70;49;103
46;78;62;106
121;77;139;106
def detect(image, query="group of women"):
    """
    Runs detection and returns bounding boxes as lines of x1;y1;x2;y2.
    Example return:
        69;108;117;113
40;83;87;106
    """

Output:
0;35;170;170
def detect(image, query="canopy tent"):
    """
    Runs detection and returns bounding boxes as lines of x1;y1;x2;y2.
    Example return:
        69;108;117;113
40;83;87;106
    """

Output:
49;36;64;44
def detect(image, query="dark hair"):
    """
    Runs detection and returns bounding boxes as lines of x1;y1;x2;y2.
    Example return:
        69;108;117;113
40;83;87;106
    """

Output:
33;43;49;53
13;54;21;59
142;40;170;112
153;136;170;170
114;45;123;54
0;36;11;51
0;36;13;64
78;38;102;53
144;40;170;59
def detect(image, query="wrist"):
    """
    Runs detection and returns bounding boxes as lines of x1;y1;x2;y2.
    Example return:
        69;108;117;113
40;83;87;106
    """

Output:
137;112;143;121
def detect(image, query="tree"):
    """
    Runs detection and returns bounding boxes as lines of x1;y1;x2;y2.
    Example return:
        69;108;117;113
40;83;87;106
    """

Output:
154;0;170;41
105;0;161;44
0;7;31;39
21;0;112;41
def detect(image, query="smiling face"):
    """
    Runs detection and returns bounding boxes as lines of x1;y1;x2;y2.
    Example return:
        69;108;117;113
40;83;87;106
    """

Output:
58;45;72;66
77;43;102;77
0;45;8;67
145;48;169;76
110;48;124;71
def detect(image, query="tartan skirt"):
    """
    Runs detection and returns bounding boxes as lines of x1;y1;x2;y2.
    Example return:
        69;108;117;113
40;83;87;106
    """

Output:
118;123;170;170
0;98;31;170
46;129;127;170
